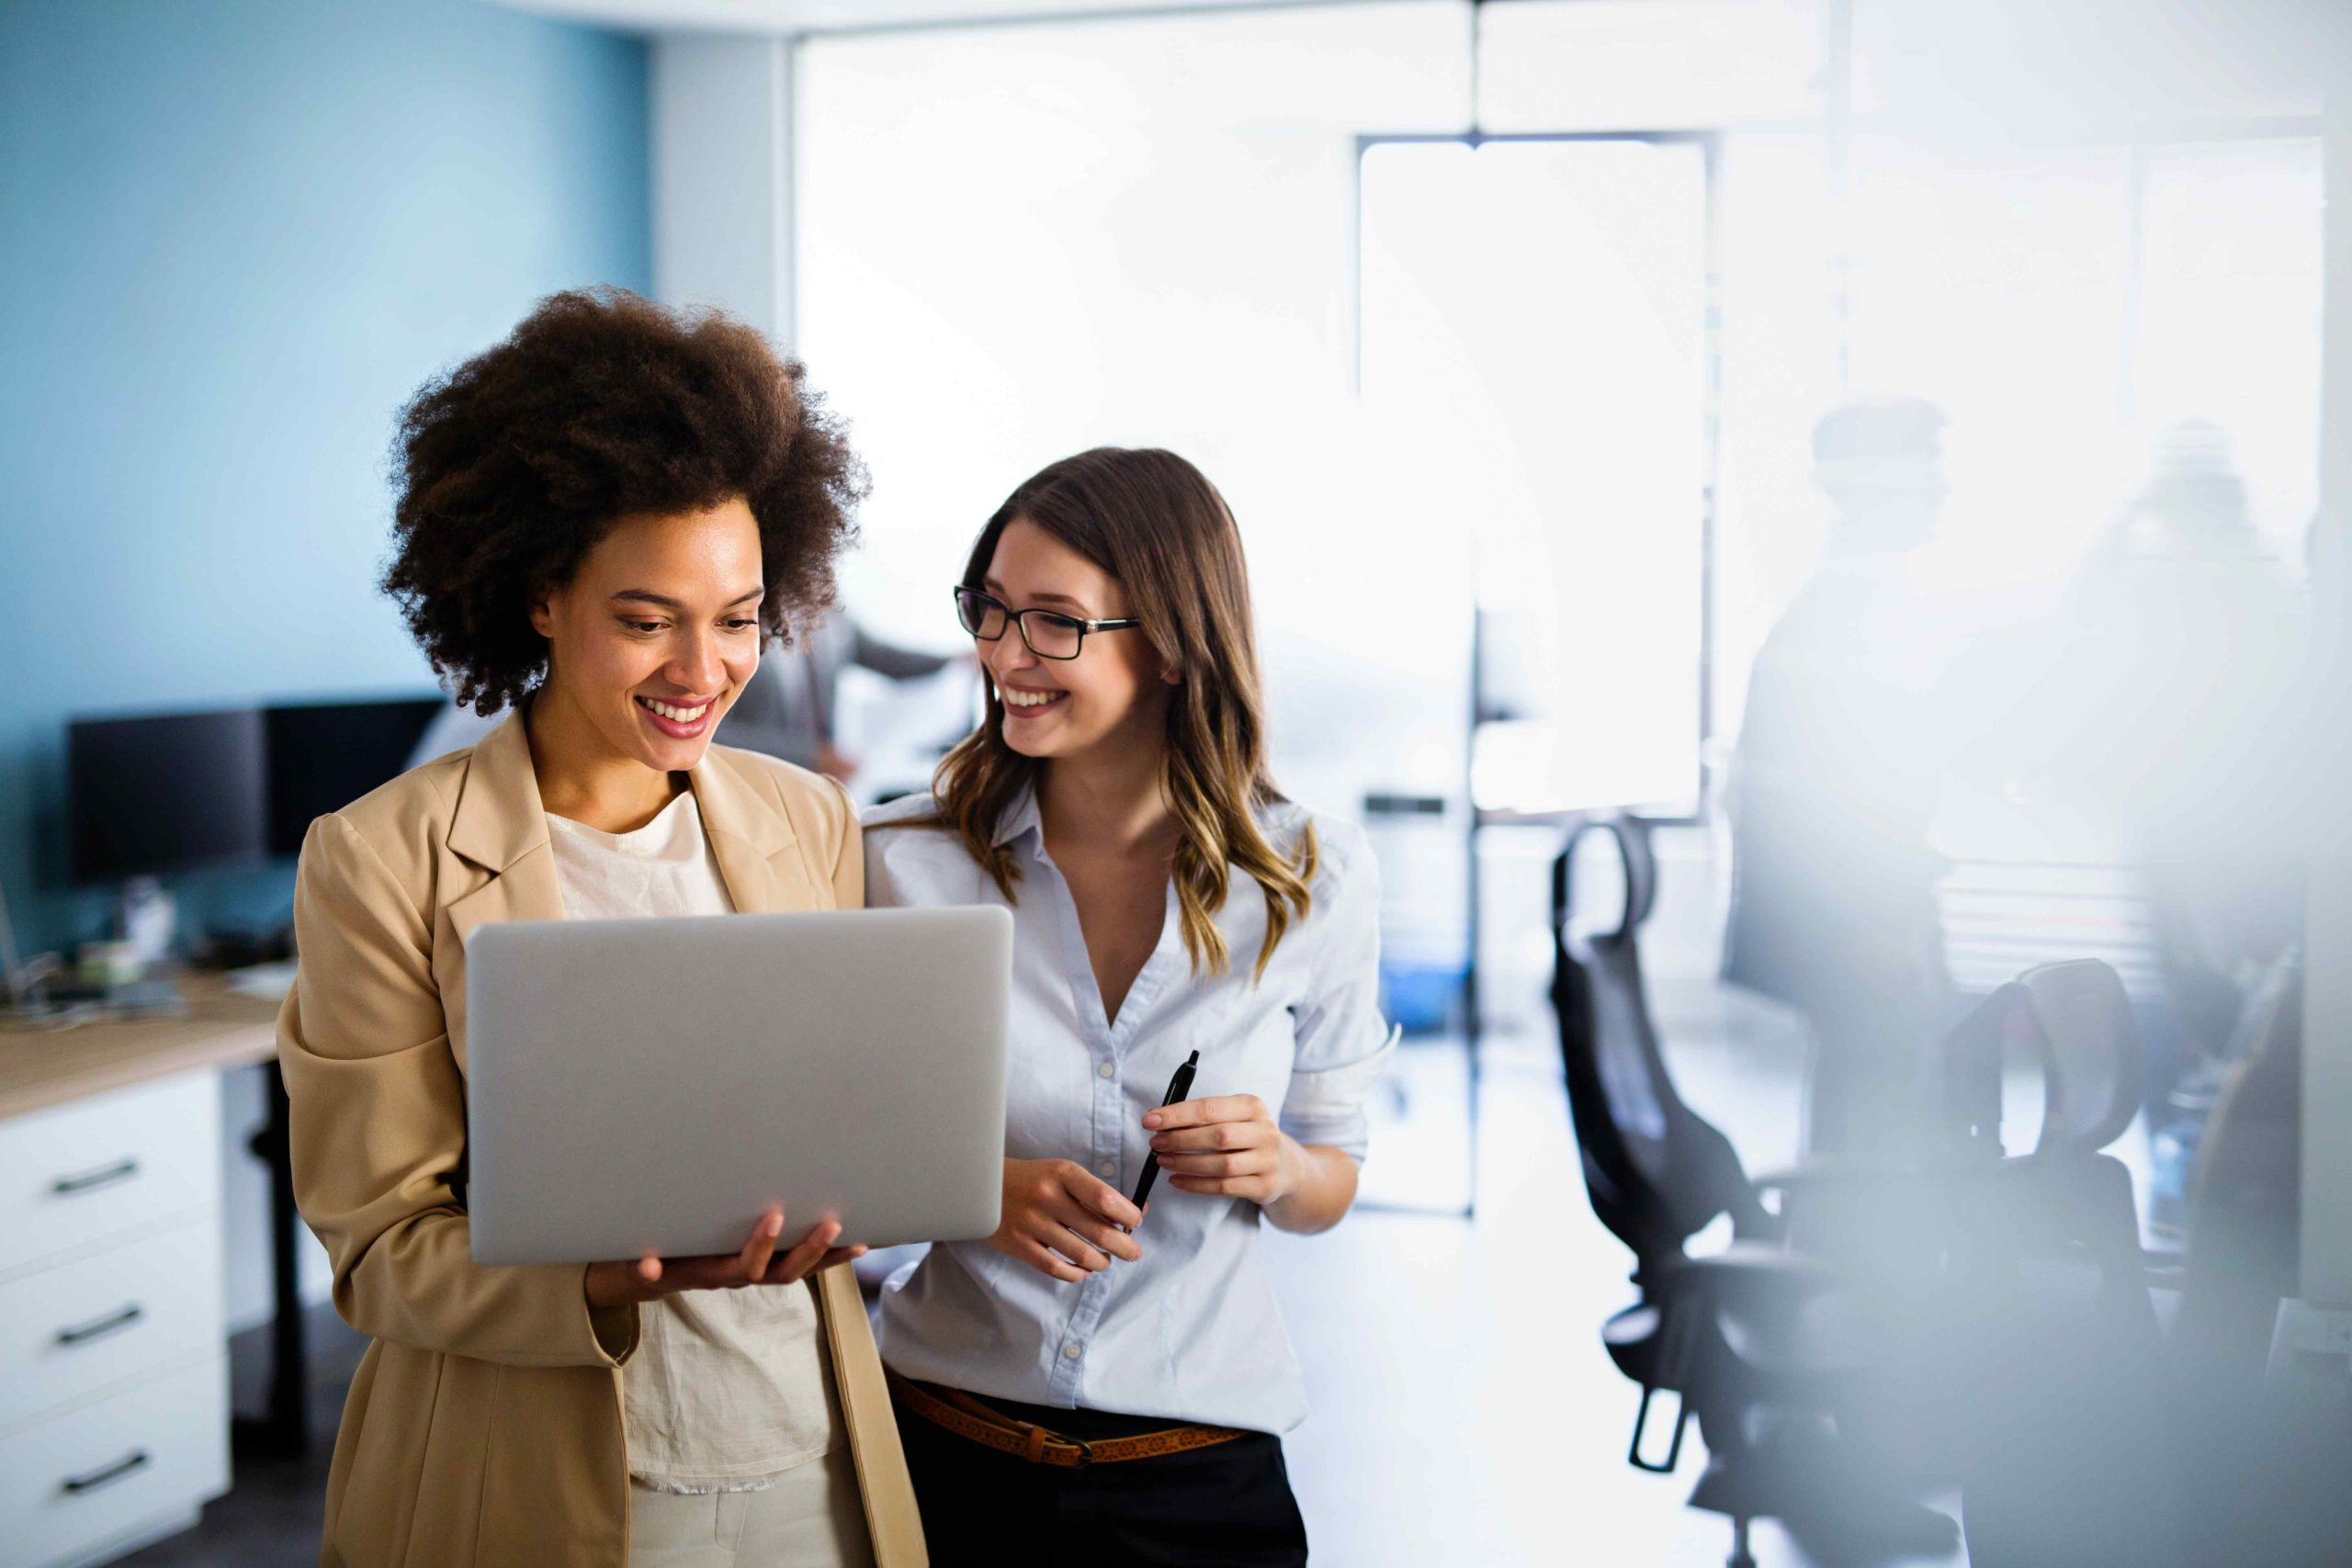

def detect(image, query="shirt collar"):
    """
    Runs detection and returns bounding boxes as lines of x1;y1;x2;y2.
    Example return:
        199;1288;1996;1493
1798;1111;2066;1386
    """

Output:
990;784;1045;852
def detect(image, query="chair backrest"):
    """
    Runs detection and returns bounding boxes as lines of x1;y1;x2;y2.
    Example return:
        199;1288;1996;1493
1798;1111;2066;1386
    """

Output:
2019;959;2143;1157
1942;959;2143;1158
1552;817;1761;1280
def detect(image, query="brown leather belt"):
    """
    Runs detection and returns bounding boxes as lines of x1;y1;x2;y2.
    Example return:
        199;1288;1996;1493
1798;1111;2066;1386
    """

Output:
886;1370;1246;1468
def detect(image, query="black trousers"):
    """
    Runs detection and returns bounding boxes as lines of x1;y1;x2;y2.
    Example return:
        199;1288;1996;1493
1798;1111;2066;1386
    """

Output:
895;1393;1309;1567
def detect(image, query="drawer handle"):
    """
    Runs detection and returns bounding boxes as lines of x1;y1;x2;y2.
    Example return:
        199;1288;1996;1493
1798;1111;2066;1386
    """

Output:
51;1157;140;1196
55;1303;145;1346
61;1449;150;1495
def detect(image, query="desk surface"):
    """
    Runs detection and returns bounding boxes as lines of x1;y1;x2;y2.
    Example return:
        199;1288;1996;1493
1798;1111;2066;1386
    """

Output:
0;974;279;1122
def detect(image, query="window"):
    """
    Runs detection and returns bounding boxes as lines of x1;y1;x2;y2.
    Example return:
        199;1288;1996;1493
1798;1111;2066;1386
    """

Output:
1359;136;1713;816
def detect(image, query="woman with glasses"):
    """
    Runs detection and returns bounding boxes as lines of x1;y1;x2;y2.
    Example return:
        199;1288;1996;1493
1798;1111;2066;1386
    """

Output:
863;447;1395;1565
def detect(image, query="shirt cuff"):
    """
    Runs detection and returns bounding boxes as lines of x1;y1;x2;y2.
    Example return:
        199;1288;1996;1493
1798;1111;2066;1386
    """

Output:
1278;1024;1400;1161
582;1268;641;1365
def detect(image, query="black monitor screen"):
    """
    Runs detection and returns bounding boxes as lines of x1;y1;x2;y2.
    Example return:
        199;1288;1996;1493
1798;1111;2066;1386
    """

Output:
264;698;446;855
70;709;269;884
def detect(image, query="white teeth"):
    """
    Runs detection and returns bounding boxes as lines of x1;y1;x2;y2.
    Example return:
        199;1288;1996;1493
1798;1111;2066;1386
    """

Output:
1001;689;1062;708
641;698;709;723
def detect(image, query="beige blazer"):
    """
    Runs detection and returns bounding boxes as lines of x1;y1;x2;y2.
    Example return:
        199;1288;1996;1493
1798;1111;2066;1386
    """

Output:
277;712;926;1568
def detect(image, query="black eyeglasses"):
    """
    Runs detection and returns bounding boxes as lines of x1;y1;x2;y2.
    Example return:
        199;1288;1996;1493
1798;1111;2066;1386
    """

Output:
954;586;1140;661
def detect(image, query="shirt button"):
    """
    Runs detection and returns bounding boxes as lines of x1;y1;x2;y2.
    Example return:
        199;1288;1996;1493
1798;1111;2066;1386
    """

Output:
1063;1343;1083;1359
1098;1163;1115;1179
1096;1061;1114;1079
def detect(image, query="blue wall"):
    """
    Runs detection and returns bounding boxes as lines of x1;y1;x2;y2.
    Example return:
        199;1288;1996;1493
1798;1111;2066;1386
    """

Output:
0;0;650;953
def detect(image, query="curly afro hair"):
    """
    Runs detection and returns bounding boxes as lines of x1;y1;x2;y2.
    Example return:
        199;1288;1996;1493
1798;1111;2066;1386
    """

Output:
382;288;865;715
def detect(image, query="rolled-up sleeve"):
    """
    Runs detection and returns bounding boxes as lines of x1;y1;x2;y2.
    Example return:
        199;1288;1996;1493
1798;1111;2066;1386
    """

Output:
277;813;638;1369
1279;825;1396;1161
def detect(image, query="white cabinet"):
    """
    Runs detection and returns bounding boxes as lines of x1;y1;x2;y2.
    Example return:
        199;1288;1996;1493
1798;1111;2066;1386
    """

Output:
0;1359;229;1568
0;1073;230;1568
0;1069;219;1273
0;1222;224;1433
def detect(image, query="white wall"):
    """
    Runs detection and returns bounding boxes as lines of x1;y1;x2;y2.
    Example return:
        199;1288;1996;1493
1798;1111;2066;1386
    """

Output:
651;31;793;343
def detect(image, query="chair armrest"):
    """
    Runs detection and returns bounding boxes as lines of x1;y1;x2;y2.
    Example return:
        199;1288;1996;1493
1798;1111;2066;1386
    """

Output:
1675;1242;1839;1277
1657;1244;1841;1308
1749;1154;1942;1192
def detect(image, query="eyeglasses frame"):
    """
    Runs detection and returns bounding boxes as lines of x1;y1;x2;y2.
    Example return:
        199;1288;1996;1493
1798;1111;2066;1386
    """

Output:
953;585;1142;661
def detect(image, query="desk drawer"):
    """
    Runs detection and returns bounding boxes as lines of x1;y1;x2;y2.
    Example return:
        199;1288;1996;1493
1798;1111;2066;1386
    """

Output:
0;1073;220;1276
0;1219;222;1430
0;1356;228;1568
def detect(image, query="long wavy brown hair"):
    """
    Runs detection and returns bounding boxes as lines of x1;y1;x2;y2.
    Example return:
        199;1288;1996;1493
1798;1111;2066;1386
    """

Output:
910;447;1315;981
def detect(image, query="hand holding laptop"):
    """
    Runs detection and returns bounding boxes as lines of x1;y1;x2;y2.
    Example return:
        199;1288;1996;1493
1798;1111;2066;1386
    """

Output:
583;1204;867;1308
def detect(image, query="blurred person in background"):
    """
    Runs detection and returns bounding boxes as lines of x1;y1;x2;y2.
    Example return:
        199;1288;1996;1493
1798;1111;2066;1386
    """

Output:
2041;422;2307;1229
719;609;959;783
2125;508;2347;1568
2063;424;2305;1057
1722;397;1961;1155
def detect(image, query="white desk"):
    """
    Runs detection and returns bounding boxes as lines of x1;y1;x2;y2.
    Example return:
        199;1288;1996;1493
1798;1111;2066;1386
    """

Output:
0;979;281;1568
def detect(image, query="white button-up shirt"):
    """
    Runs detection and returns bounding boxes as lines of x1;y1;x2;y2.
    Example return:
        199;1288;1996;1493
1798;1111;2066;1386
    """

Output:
863;788;1395;1435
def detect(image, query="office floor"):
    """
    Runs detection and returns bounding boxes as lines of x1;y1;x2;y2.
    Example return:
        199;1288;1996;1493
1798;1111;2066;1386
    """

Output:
127;991;1967;1568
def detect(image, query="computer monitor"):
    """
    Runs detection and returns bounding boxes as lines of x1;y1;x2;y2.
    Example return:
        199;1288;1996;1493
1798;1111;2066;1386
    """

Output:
69;709;269;884
68;697;450;885
262;697;445;855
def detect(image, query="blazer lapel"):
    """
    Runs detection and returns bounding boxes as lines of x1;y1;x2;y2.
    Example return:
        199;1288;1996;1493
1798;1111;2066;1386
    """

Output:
437;712;567;1068
690;747;822;914
444;711;567;931
444;842;565;952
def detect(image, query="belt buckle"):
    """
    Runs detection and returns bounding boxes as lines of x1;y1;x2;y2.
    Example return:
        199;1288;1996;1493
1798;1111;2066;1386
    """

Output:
1069;1434;1096;1468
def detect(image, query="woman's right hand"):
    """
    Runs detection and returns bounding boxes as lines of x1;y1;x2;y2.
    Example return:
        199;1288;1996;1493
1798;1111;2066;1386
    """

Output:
583;1207;865;1309
990;1158;1145;1283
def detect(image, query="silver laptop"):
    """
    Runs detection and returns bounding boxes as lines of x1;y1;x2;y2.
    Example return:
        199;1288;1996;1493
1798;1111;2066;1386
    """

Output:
466;906;1011;1267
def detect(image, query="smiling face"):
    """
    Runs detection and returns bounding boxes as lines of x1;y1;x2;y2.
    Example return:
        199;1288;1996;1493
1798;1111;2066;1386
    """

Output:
978;517;1170;763
528;496;765;776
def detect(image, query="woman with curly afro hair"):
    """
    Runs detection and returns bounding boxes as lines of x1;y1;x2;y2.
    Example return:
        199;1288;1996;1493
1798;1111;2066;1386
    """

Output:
277;289;925;1568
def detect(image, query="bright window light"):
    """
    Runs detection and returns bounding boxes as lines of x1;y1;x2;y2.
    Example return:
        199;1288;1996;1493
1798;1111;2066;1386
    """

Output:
794;4;1471;818
1361;138;1711;815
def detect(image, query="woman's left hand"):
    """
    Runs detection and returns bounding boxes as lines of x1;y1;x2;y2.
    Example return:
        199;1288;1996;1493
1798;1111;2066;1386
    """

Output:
1144;1095;1305;1206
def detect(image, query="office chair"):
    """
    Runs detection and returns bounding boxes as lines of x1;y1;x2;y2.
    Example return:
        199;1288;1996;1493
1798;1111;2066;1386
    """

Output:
1936;961;2183;1568
1939;959;2158;1363
1551;818;1945;1568
1557;810;2185;1566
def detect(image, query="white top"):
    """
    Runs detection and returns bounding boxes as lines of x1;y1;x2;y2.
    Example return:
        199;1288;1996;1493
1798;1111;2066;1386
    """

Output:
863;787;1396;1434
545;790;844;1491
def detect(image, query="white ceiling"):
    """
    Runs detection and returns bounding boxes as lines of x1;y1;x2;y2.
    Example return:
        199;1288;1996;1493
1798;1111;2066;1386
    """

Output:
492;0;1340;38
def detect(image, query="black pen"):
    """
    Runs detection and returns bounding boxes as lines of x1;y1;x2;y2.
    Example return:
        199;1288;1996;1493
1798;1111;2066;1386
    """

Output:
1130;1049;1200;1215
